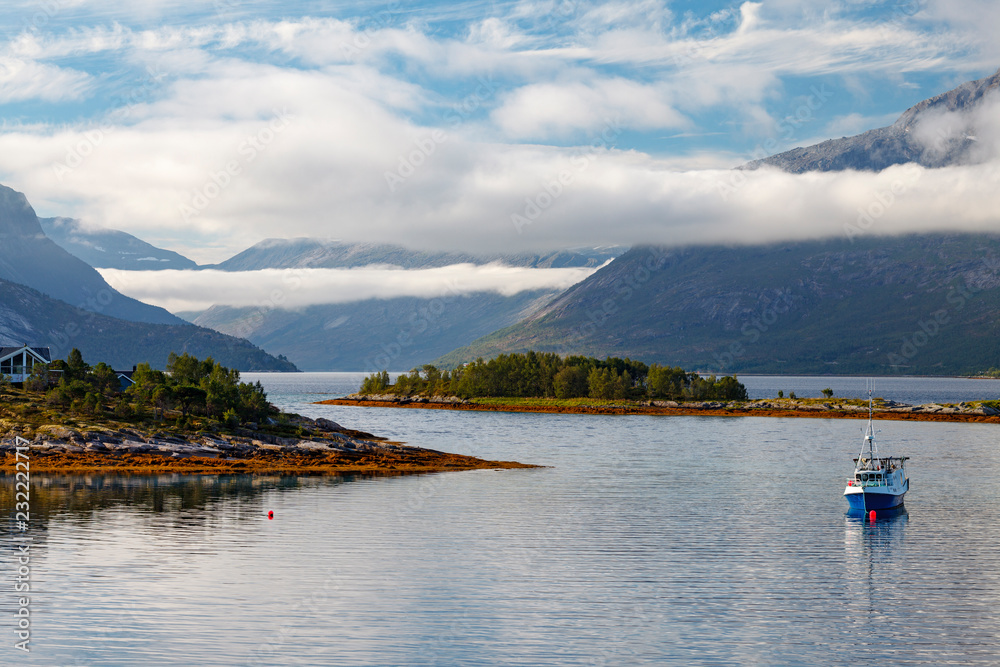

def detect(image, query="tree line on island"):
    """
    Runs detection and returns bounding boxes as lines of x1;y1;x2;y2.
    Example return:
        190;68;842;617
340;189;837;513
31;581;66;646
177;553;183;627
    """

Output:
12;349;276;427
360;352;748;401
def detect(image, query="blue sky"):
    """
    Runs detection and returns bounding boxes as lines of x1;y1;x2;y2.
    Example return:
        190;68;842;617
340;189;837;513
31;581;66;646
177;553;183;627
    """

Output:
0;0;997;277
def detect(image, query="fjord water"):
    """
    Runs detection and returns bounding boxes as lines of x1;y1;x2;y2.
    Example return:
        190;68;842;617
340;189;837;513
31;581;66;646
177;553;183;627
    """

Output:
5;375;1000;665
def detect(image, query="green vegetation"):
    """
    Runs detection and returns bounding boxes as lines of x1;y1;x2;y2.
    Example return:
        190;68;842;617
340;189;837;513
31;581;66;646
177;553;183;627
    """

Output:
20;349;277;428
359;352;748;401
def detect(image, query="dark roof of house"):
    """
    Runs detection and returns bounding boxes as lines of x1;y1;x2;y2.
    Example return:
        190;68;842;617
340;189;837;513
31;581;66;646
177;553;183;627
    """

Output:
0;346;51;362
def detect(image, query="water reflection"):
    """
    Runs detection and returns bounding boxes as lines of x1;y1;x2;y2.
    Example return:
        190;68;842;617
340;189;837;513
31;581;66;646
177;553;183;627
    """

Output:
0;473;374;544
843;506;909;636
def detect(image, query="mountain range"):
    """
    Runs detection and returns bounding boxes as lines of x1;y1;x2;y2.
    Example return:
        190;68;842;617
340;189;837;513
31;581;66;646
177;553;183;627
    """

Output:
186;240;620;370
39;216;198;271
17;68;1000;375
207;237;621;271
34;224;622;370
0;184;295;371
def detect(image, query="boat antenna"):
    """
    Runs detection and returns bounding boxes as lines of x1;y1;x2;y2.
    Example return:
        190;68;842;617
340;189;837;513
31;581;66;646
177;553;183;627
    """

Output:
859;379;879;465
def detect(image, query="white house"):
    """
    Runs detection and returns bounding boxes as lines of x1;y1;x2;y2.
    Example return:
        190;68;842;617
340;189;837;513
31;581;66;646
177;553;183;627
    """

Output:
0;345;51;383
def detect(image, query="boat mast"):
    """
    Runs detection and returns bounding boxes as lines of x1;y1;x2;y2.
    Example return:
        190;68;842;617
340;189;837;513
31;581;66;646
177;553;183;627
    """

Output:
859;380;879;466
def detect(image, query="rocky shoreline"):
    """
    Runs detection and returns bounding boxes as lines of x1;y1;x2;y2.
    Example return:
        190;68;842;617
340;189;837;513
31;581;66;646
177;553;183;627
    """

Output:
321;394;1000;423
1;414;533;474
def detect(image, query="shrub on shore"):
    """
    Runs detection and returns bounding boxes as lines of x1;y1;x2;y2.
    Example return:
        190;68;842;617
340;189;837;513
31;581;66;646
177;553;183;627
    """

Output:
25;349;276;427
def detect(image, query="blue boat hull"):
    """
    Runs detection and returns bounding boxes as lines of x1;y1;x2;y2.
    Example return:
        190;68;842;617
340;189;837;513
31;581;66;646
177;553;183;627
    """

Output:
845;491;905;511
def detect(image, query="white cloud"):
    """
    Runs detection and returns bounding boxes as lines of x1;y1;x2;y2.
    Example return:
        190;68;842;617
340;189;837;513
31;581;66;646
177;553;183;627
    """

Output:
0;8;996;265
0;57;91;102
4;88;1000;263
910;89;1000;164
492;78;689;139
736;2;763;35
97;264;602;312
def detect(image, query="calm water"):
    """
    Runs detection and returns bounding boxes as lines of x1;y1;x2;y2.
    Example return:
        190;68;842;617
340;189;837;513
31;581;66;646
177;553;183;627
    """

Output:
4;374;1000;665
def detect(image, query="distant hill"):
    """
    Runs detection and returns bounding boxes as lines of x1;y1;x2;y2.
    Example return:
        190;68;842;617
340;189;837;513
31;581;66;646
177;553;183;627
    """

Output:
179;238;622;370
436;236;1000;376
39;216;198;271
0;185;183;325
209;237;622;271
191;290;558;371
744;67;1000;172
0;277;297;371
31;224;618;370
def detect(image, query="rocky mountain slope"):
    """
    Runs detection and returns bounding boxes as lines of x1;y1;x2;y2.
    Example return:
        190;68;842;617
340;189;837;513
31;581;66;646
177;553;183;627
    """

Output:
39;216;197;271
743;67;1000;172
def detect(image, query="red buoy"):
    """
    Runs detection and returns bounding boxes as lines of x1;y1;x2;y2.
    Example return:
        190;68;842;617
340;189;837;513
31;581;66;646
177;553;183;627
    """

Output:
268;510;274;520
869;510;876;521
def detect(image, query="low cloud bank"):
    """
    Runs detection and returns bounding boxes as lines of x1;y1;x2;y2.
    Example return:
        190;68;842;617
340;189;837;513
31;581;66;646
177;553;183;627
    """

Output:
98;264;602;313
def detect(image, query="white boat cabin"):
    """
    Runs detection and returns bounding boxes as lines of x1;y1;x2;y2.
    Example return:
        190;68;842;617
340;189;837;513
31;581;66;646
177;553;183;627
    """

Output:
850;456;907;488
0;345;51;383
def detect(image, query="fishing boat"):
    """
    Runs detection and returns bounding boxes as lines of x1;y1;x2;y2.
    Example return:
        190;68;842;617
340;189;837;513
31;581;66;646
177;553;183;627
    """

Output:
843;387;909;512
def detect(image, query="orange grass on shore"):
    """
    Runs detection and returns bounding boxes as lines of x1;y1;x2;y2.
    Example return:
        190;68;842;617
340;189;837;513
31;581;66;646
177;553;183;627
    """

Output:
3;446;536;475
318;398;1000;424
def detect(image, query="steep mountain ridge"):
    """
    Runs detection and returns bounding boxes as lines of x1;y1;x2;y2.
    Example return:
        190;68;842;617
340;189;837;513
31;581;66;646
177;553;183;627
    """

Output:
39;217;197;271
0;184;183;325
744;67;1000;172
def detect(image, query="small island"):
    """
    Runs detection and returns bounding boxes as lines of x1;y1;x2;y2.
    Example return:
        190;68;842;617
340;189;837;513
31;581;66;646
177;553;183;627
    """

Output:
322;353;1000;424
1;350;531;474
